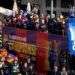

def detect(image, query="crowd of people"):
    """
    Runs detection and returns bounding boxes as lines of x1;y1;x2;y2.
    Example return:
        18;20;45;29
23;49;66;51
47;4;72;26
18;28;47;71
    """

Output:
48;65;75;75
0;5;69;75
0;49;36;75
2;13;74;75
4;9;66;35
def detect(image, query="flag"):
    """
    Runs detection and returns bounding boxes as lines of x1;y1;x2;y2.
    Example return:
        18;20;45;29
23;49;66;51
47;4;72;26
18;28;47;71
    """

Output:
27;2;31;14
13;0;18;16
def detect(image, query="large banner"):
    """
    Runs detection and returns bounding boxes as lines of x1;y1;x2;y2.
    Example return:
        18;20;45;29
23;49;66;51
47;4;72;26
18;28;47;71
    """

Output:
3;27;65;72
36;32;49;49
16;28;27;38
3;27;16;35
27;31;36;44
36;32;49;72
36;47;48;72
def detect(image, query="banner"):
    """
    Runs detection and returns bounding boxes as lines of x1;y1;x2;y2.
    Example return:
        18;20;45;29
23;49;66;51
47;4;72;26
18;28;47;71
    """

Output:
16;28;27;37
3;27;16;35
3;27;65;44
9;35;26;43
36;32;49;49
27;31;36;44
36;47;48;72
48;34;65;41
3;27;66;72
36;32;49;72
11;41;36;56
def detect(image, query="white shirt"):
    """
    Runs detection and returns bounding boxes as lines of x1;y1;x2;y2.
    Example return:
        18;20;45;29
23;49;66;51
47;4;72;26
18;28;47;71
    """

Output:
61;71;68;75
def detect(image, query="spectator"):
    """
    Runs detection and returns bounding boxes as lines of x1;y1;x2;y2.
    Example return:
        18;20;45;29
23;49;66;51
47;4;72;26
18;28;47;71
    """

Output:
61;67;68;75
23;62;28;75
51;65;60;75
12;60;20;75
0;61;4;75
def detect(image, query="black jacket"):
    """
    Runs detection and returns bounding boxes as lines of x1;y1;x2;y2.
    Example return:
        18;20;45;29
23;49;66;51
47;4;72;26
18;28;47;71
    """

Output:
48;70;61;75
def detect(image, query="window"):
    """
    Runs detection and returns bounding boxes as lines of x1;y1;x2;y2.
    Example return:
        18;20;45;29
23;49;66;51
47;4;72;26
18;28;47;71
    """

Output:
47;10;56;16
61;12;69;17
46;0;56;7
61;0;74;8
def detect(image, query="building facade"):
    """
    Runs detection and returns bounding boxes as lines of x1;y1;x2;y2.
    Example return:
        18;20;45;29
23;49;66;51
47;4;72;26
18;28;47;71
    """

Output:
21;0;75;16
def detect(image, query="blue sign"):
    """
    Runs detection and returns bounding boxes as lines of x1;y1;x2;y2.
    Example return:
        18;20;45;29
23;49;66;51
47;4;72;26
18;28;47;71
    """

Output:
67;17;75;55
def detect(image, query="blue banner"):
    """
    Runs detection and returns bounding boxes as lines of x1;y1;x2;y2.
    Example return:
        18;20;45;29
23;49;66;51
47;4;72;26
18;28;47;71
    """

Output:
27;31;36;44
3;27;16;35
